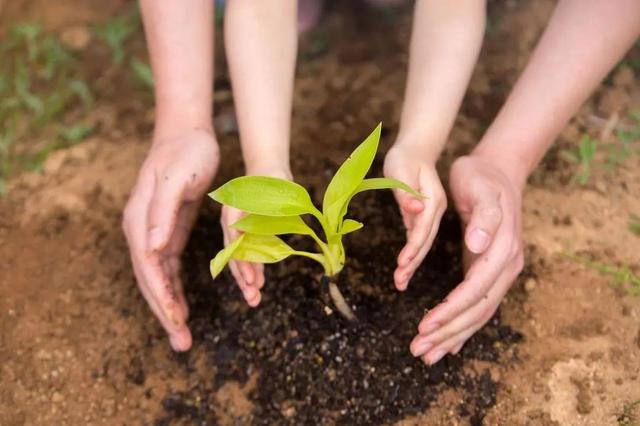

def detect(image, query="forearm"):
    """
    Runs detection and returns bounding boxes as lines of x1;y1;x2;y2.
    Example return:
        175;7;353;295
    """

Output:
396;0;486;161
475;0;640;187
140;0;214;136
224;0;297;175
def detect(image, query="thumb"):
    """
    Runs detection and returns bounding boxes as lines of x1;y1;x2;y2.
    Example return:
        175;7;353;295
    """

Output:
147;173;185;252
463;189;503;254
385;168;423;215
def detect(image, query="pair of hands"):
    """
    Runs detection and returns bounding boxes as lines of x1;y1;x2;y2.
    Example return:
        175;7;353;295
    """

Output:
123;133;524;365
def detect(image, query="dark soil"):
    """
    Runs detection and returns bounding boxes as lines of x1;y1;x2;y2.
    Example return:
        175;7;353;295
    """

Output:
157;168;522;426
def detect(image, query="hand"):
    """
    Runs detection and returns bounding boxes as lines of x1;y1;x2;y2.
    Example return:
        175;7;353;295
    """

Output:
384;144;447;291
221;166;292;307
122;127;219;351
410;153;525;364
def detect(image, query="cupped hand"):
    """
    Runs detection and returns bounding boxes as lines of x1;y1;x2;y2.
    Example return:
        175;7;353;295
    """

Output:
122;127;219;351
221;166;292;307
410;154;525;365
384;144;447;291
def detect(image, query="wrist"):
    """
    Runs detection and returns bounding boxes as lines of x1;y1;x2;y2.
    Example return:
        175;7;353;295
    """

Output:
245;160;292;180
471;144;530;190
391;137;443;165
154;100;214;138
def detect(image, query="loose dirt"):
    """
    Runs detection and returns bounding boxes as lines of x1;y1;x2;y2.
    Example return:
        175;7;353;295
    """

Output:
1;1;639;425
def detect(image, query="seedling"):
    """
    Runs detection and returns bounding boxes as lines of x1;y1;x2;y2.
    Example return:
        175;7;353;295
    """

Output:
560;134;597;185
564;254;640;296
94;16;137;65
130;58;154;89
209;124;423;320
629;214;640;236
617;399;640;426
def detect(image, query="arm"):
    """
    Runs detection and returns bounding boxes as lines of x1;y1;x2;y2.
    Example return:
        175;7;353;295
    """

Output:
142;0;214;137
221;0;298;306
396;0;486;159
475;0;640;187
384;0;486;290
123;0;218;352
224;0;297;176
412;0;640;365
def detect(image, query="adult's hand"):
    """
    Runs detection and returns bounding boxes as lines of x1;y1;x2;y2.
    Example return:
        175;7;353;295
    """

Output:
410;154;525;364
384;144;447;291
123;128;219;351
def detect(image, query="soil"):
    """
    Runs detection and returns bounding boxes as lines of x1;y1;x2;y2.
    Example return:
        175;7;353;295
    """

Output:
1;1;640;425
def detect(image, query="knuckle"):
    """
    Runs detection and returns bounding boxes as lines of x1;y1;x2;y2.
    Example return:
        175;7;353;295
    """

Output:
479;204;502;222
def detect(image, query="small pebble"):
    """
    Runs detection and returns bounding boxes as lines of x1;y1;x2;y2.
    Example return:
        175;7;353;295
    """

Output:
524;278;537;292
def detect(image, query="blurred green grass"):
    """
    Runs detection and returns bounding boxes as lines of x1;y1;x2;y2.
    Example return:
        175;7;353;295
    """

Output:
0;6;152;196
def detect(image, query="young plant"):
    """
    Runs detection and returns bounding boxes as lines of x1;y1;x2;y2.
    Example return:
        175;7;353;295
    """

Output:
560;134;597;185
94;16;137;65
629;213;640;236
564;253;640;296
208;124;423;319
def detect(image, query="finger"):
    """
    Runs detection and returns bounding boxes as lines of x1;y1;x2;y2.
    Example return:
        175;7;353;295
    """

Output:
450;342;464;355
422;324;479;365
411;269;515;357
124;181;192;351
147;170;186;252
132;256;192;351
166;256;189;320
395;203;446;290
223;228;258;305
417;218;515;335
254;263;265;290
386;167;423;221
164;203;202;320
239;261;256;286
168;200;201;254
396;189;424;214
464;194;503;255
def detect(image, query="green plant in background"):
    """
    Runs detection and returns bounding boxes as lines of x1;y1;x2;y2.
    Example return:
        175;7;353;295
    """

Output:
94;16;137;65
209;124;423;319
130;57;154;89
561;134;598;185
629;213;640;236
0;22;96;192
617;399;640;426
565;254;640;296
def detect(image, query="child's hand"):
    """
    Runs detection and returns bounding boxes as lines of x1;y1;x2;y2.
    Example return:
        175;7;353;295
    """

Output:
221;166;292;307
410;153;524;364
122;127;219;351
384;144;447;291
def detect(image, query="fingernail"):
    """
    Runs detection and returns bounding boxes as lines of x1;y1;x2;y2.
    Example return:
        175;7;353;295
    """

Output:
428;349;446;365
169;332;191;352
149;227;163;250
412;340;433;356
420;321;440;335
467;228;490;253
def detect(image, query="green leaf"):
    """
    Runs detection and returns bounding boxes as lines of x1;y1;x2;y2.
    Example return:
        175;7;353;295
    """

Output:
210;234;245;279
560;150;579;164
339;219;363;235
354;177;423;198
231;214;313;236
232;234;294;263
323;123;382;231
579;135;597;160
334;177;424;232
131;57;154;88
210;176;319;217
